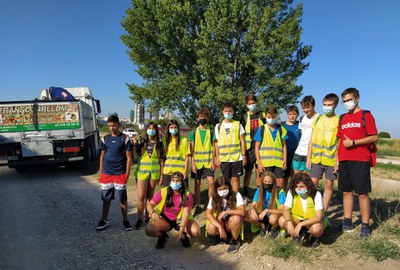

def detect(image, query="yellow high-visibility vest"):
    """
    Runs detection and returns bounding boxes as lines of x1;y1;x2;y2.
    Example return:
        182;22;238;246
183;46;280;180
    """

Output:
291;195;316;220
259;126;287;167
163;136;188;175
218;121;241;162
193;127;213;169
155;187;193;223
311;115;339;166
136;144;161;180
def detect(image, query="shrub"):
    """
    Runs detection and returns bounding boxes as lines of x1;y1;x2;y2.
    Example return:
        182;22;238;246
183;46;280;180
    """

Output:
378;132;391;138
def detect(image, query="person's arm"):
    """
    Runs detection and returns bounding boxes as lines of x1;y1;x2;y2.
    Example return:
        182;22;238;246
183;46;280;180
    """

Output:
125;150;132;179
306;130;313;170
214;125;221;166
98;150;105;178
282;140;287;170
211;137;216;170
225;204;245;218
206;207;226;239
343;134;378;148
282;205;295;237
147;199;160;221
255;141;264;174
178;206;191;240
239;124;247;166
190;140;197;174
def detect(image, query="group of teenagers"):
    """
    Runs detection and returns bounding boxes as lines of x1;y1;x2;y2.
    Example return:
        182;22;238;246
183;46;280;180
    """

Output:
95;87;378;254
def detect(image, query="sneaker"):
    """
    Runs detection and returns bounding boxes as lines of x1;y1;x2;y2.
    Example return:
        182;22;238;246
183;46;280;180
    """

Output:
96;219;110;231
360;224;371;239
342;220;355;233
193;205;202;217
259;227;267;237
215;235;223;244
155;233;169;249
134;219;144;230
270;227;279;240
123;220;133;231
180;232;191;248
310;237;321;249
227;239;240;254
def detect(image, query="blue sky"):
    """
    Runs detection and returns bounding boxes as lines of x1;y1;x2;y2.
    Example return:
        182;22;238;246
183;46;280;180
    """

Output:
1;1;399;138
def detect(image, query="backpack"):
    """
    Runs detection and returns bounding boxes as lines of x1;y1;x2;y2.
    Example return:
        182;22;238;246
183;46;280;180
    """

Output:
339;110;377;167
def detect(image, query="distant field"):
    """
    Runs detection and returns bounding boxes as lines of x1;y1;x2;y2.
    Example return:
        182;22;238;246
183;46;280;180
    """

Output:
377;138;400;157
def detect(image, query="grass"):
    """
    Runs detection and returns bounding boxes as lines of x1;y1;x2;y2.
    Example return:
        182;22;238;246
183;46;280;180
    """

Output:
371;163;400;181
377;138;400;157
360;239;400;262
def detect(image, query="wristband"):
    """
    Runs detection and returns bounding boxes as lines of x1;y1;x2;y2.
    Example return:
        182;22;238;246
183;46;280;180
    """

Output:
352;140;356;146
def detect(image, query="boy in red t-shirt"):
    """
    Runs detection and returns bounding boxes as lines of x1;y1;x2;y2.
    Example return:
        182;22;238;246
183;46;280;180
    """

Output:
336;88;378;239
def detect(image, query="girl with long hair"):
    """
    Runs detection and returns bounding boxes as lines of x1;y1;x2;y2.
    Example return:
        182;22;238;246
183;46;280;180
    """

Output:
205;176;245;254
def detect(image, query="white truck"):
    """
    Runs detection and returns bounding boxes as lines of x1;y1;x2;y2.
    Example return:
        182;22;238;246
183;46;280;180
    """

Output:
0;87;101;172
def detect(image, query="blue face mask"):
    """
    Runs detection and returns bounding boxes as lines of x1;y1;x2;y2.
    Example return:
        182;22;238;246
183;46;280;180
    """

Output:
295;189;308;197
147;129;157;137
247;104;257;112
170;182;182;190
169;129;178;135
224;113;233;120
266;118;275;125
322;106;334;115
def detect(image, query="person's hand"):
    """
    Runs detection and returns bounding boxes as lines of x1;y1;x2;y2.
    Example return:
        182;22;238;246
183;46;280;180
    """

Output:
191;163;197;175
286;221;295;237
219;226;227;240
216;157;221;166
294;223;303;237
282;160;287;170
242;156;247;166
306;157;312;170
150;212;159;222
343;135;353;148
333;164;339;176
259;208;268;220
257;165;265;174
250;210;259;221
177;226;185;240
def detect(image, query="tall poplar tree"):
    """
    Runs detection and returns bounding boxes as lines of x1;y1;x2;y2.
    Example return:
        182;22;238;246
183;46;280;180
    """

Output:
121;0;311;126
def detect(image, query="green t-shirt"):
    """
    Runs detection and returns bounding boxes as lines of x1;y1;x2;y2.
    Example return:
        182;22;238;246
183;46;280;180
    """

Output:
188;127;216;145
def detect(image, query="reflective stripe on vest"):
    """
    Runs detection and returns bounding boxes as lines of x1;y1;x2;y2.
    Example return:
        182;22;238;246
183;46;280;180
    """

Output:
163;136;188;175
310;115;339;166
193;127;212;169
259;126;286;167
244;112;265;150
291;195;316;220
218;121;241;162
155;187;193;222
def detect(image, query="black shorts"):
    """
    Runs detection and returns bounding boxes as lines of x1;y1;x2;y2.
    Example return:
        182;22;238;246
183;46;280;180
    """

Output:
283;158;293;177
221;161;243;179
244;147;257;171
264;166;284;178
160;212;179;231
191;166;214;180
338;161;371;194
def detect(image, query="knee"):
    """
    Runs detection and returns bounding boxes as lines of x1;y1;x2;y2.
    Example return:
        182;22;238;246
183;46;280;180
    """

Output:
309;223;324;237
191;225;200;238
269;214;279;226
145;224;156;237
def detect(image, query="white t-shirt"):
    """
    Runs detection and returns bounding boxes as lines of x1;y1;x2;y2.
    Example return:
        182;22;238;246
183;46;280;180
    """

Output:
215;121;245;162
284;190;323;212
207;192;244;210
294;113;319;156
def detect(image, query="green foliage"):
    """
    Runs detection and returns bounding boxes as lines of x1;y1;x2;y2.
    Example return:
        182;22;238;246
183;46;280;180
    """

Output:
270;240;296;260
376;138;400;157
360;239;400;262
121;0;311;126
378;131;391;138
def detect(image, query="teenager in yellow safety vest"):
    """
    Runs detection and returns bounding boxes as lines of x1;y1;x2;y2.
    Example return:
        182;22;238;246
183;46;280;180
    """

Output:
241;93;266;197
133;122;165;229
205;176;246;254
254;105;288;190
246;171;286;239
215;102;247;192
189;108;216;216
162;119;191;187
145;172;200;249
279;173;326;249
307;93;340;213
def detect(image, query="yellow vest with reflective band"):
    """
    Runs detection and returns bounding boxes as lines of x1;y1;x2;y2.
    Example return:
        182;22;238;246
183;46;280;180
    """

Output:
136;144;161;180
163;136;188;175
218;121;241;162
155;187;193;222
259;126;287;167
193;127;213;169
245;112;265;150
291;195;316;220
311;115;339;166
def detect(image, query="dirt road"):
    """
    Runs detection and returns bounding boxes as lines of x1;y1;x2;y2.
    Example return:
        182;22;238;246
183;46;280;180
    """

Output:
0;166;398;270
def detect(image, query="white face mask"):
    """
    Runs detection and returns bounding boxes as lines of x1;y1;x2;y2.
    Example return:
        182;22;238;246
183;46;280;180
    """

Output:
344;100;356;111
217;189;229;198
322;105;334;115
266;118;275;125
246;104;257;112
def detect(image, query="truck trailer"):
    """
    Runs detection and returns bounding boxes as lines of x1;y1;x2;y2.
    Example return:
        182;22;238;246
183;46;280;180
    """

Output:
0;87;101;172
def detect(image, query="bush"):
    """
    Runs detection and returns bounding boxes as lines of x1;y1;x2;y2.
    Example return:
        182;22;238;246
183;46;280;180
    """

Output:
379;132;391;138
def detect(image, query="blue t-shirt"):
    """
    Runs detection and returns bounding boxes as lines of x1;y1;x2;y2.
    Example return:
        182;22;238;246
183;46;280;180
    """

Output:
253;125;288;142
283;122;301;157
100;133;131;175
252;187;286;209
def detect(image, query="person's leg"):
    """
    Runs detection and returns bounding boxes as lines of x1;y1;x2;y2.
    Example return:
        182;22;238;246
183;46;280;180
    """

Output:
358;194;371;224
323;179;334;212
243;169;252;197
101;201;111;220
207;176;214;200
120;200;129;221
148;178;158;201
342;192;354;220
195;178;201;206
308;222;325;237
137;180;148;221
207;222;220;236
268;213;280;227
227;215;242;240
186;219;200;238
145;218;171;238
231;176;240;192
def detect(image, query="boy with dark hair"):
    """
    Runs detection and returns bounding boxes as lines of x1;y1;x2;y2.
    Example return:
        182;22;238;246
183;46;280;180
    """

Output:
214;102;247;192
189;108;216;216
241;93;265;200
307;93;340;213
254;105;288;189
293;96;319;175
96;115;133;231
282;105;301;185
337;88;378;238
